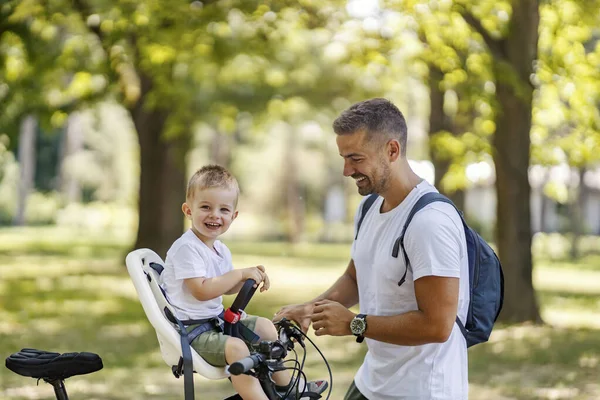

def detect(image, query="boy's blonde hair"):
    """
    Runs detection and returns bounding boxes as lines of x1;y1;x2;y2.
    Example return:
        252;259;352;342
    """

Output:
186;165;240;204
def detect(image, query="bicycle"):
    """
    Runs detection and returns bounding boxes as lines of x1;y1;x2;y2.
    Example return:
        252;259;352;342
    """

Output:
5;249;332;400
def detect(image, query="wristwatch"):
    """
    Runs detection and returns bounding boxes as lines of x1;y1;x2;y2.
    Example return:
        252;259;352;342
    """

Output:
350;314;367;343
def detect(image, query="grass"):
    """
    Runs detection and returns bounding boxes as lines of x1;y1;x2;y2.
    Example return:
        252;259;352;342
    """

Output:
0;227;599;399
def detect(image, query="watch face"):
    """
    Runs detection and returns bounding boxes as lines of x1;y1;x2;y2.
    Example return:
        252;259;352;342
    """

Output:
350;317;366;335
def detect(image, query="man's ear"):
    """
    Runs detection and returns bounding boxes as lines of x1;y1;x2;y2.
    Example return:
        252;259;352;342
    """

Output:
388;139;401;162
182;202;192;218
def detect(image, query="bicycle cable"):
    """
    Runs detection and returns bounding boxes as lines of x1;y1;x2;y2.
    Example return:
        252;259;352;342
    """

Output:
293;329;333;400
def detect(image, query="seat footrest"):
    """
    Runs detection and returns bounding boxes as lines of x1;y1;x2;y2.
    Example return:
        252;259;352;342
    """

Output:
5;348;103;380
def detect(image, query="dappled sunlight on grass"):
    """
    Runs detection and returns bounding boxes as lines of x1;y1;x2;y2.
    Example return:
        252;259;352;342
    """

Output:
1;227;600;399
535;267;600;295
469;325;600;399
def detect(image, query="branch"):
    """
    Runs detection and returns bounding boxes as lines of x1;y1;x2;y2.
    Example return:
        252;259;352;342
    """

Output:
456;6;506;60
71;0;104;42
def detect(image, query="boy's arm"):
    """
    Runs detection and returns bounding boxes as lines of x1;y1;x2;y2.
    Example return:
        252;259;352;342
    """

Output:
185;266;268;301
226;280;244;295
225;265;270;295
184;269;243;301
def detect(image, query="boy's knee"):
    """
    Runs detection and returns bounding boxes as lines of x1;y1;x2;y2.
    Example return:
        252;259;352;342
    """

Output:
225;337;250;363
255;317;278;340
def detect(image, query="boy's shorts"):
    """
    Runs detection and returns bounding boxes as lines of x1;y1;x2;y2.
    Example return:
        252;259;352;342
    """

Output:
188;315;259;367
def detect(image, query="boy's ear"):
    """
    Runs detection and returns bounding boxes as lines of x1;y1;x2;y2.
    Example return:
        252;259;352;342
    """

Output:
232;210;239;221
182;202;192;218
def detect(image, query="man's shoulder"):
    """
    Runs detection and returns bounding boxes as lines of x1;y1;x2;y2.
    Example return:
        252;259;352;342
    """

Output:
409;202;463;236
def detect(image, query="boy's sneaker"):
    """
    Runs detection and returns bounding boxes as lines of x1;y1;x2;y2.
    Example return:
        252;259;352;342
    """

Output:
279;379;329;399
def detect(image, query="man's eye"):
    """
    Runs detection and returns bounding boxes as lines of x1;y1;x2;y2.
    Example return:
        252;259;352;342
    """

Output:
352;158;362;163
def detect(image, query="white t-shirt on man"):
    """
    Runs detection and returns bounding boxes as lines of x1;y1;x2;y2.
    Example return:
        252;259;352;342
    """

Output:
352;180;469;400
160;229;233;320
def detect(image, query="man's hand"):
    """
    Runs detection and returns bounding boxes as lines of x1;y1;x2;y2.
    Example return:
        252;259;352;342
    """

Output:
241;265;270;292
273;303;314;333
310;299;355;337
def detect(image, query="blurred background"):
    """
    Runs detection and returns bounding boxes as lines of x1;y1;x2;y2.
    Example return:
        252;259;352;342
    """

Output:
1;0;599;399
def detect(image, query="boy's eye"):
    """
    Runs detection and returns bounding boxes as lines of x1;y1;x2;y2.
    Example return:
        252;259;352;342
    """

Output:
200;205;210;210
221;208;230;213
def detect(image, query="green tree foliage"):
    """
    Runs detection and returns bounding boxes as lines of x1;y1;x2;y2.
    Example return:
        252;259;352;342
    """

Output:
533;0;600;170
2;0;382;253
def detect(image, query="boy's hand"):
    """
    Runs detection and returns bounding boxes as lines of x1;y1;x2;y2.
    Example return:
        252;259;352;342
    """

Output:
241;265;270;292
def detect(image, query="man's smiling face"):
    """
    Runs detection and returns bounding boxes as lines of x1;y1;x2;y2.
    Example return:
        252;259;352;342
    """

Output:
336;130;392;196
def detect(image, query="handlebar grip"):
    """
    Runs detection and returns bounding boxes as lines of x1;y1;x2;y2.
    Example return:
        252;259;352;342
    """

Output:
229;353;265;376
230;279;257;312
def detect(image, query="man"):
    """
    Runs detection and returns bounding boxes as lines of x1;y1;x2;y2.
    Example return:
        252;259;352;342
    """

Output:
274;98;469;400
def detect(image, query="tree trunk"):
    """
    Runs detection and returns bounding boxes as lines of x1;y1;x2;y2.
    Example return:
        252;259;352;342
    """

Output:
428;66;465;211
493;0;541;323
210;130;232;168
539;169;550;232
13;115;37;226
284;127;304;243
130;74;190;258
58;112;84;203
569;167;587;259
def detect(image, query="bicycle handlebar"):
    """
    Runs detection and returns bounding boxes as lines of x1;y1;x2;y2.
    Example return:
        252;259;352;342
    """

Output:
229;319;299;376
229;353;266;376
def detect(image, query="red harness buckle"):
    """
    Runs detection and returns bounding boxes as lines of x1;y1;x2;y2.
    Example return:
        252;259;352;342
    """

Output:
223;308;241;324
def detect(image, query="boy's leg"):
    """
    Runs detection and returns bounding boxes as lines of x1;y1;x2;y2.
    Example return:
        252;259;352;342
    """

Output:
248;317;328;398
191;329;268;400
250;316;292;386
224;337;269;400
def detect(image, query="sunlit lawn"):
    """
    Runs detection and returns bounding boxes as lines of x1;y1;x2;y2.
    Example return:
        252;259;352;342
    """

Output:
1;227;599;400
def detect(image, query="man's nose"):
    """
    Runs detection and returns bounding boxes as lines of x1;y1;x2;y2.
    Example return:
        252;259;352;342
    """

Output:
343;160;354;177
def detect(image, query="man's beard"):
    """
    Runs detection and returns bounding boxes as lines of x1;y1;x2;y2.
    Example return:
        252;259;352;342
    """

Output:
358;162;391;196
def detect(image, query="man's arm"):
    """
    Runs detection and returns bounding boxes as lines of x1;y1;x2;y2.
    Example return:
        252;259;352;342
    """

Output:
312;205;463;344
311;259;360;307
310;275;458;344
273;259;359;332
361;275;458;345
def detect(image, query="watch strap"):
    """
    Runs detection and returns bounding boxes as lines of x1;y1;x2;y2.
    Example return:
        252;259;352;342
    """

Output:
355;314;367;343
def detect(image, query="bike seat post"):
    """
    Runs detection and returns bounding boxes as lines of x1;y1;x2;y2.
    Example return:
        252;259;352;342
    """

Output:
44;378;69;400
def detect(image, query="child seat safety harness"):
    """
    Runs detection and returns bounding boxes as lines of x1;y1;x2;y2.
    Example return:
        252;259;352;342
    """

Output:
147;262;260;400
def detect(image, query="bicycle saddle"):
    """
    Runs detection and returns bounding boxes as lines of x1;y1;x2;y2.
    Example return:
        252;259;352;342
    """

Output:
5;348;103;380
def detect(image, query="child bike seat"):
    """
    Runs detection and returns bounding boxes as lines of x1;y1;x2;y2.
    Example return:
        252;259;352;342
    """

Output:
5;348;103;380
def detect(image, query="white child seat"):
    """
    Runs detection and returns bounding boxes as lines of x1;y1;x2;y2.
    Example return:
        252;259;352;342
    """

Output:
125;248;229;380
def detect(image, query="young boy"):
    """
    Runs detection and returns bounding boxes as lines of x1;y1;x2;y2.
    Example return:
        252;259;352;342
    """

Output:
160;165;327;400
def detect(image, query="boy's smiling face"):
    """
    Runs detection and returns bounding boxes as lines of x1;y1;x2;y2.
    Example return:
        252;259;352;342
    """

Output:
182;186;238;245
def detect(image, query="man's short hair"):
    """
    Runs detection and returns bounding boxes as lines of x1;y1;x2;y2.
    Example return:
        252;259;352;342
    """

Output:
332;98;408;156
186;165;240;203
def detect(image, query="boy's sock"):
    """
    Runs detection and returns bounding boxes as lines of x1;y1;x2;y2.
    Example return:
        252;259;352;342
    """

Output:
276;378;328;398
276;377;306;393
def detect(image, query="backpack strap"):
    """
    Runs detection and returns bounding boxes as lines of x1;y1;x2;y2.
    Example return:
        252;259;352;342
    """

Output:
391;192;473;340
391;192;457;286
355;194;379;240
